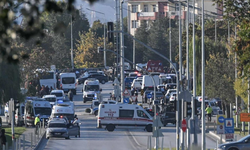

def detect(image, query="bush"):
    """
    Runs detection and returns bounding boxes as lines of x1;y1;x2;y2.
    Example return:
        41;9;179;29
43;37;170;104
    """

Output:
85;108;91;113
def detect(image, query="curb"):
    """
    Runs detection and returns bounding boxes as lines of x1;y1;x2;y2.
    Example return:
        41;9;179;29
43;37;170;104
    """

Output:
208;131;226;143
34;131;46;150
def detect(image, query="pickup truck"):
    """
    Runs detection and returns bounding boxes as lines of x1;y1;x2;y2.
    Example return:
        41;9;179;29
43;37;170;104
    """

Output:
160;112;176;126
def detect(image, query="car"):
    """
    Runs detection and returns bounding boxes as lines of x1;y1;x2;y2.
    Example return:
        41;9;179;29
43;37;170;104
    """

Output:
165;89;176;103
50;90;65;100
160;112;176;126
148;91;164;103
46;118;70;139
131;79;142;90
215;134;250;150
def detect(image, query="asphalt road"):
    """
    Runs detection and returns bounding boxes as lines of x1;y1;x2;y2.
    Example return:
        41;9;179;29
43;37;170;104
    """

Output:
40;81;217;150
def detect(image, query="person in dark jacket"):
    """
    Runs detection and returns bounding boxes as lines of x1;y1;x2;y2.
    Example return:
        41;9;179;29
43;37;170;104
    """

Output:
39;85;47;98
0;129;6;146
45;86;50;95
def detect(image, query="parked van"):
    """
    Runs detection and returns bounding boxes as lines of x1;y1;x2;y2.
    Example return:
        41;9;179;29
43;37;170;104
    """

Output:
82;78;102;103
24;98;52;126
97;103;153;132
51;104;75;122
141;75;160;91
60;73;77;95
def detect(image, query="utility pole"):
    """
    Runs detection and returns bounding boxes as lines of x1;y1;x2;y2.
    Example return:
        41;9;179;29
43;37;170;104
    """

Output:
179;0;183;149
201;0;206;149
192;0;197;146
169;17;172;67
104;22;106;68
71;15;74;69
186;0;189;91
133;39;135;69
120;0;125;103
115;0;120;77
215;17;217;42
235;25;238;128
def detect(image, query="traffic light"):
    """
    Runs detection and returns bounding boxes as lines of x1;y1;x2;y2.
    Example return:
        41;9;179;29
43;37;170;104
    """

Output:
184;101;192;118
107;22;114;43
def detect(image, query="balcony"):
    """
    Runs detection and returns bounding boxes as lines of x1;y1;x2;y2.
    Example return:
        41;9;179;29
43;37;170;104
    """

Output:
168;11;186;19
137;12;158;20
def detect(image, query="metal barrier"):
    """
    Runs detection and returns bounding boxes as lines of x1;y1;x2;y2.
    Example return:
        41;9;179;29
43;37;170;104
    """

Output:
8;125;45;150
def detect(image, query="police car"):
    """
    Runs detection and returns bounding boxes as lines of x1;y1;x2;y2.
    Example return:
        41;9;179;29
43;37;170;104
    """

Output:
97;103;153;132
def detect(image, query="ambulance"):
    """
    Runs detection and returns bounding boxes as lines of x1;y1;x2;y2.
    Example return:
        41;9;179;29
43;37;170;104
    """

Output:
97;103;153;132
82;78;102;103
24;98;52;126
50;104;75;122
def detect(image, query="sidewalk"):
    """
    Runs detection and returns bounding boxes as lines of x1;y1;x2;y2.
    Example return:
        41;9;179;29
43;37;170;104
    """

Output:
0;116;45;150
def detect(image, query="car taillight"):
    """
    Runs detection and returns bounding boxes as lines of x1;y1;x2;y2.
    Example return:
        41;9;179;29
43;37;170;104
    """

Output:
60;84;62;88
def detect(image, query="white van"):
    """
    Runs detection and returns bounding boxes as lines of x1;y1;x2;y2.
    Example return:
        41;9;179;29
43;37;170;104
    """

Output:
59;73;77;95
82;78;102;103
141;75;160;91
97;103;153;132
24;98;52;126
51;104;75;122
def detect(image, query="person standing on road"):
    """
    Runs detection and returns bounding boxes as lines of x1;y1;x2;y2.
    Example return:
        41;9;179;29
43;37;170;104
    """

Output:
205;105;213;122
68;90;73;101
34;114;40;135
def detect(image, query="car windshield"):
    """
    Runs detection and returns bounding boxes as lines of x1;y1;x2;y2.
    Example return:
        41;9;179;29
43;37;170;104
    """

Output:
156;93;163;96
35;108;52;116
238;135;250;142
48;123;66;128
85;85;99;91
62;77;75;84
51;92;63;97
45;98;56;102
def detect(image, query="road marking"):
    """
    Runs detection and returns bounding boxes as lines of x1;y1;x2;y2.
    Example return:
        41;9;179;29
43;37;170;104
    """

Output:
127;129;142;147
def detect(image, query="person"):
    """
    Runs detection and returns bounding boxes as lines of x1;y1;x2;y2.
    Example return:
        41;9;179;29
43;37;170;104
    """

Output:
39;85;46;98
0;129;6;146
34;114;40;135
131;87;135;96
205;105;213;122
73;118;80;125
49;86;53;93
68;90;73;101
45;86;50;95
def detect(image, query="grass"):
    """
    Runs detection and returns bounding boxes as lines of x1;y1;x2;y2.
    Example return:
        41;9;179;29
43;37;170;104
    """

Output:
2;127;26;149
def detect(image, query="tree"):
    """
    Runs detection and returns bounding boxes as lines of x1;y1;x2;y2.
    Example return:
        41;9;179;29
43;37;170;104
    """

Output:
205;53;235;104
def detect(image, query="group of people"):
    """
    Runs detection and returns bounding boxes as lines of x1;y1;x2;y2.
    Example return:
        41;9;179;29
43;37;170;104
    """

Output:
36;85;54;98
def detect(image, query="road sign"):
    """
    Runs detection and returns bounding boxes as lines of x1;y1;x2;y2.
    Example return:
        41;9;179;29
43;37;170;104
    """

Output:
189;119;201;134
181;119;187;132
224;118;234;134
225;133;234;142
217;125;225;134
131;96;137;102
152;116;163;137
123;97;129;103
123;89;130;97
240;113;250;122
147;93;152;99
179;90;192;102
217;115;226;125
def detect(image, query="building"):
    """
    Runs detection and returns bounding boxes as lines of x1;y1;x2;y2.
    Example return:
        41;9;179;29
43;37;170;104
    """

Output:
127;0;223;36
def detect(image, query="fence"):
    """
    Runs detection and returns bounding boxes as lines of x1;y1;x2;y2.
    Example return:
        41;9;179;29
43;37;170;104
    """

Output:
2;121;46;150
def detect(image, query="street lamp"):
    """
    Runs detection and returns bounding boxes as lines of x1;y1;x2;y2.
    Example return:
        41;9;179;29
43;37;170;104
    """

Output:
86;8;107;68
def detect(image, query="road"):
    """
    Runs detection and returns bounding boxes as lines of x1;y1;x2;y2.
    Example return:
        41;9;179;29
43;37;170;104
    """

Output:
40;82;217;150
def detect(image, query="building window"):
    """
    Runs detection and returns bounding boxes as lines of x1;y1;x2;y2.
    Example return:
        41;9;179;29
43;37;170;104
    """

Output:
152;5;156;12
144;5;148;12
175;3;179;11
132;20;138;28
132;5;138;13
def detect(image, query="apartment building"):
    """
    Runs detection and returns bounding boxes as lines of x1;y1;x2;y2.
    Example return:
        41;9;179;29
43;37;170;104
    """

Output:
127;0;223;36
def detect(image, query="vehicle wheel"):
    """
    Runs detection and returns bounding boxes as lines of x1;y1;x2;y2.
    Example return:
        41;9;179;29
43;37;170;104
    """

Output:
94;111;98;116
101;80;105;84
46;137;49;139
228;148;239;150
106;124;115;132
65;136;70;139
145;124;152;132
83;100;86;103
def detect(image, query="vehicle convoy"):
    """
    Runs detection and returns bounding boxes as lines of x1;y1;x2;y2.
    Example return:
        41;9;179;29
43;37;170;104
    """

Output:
82;78;102;103
51;104;75;122
97;103;153;132
24;98;52;126
59;73;77;95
